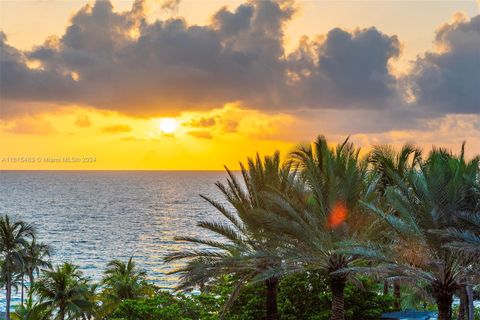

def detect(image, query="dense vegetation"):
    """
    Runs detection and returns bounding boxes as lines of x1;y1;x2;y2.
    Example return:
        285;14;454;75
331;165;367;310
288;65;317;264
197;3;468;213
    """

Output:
1;136;479;320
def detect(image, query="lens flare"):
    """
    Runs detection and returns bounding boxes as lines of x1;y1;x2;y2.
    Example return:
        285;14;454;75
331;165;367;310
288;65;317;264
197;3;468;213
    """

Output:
328;201;347;229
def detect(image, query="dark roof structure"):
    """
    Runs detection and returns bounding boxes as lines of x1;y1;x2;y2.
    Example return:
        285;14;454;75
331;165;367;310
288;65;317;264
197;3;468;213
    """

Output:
380;310;437;320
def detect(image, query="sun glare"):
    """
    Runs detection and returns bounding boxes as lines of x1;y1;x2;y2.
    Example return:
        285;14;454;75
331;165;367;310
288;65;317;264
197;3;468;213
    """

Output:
328;201;347;229
159;118;178;134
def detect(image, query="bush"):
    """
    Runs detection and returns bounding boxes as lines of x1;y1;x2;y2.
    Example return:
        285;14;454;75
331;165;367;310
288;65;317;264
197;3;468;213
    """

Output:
108;291;219;320
452;305;480;320
203;275;265;320
108;273;395;320
278;272;393;320
208;272;393;320
277;271;330;320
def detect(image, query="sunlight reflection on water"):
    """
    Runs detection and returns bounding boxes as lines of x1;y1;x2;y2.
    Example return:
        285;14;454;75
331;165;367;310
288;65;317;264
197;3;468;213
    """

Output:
0;171;231;309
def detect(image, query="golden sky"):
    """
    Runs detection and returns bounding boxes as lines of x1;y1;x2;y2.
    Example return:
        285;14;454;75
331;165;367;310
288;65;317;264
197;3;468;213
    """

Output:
0;0;479;169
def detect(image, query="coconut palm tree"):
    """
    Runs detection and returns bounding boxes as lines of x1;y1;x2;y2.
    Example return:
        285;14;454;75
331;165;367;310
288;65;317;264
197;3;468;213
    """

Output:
166;152;297;320
363;146;480;320
20;240;51;305
0;215;35;320
33;262;93;320
11;295;52;320
367;143;422;308
102;258;148;300
83;283;101;320
23;241;51;288
100;257;151;314
258;136;376;320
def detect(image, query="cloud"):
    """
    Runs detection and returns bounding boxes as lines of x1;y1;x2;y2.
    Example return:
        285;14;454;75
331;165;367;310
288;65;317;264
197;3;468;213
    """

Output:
74;114;92;128
286;27;401;109
0;32;78;116
0;0;400;116
222;119;239;133
185;116;216;128
176;104;299;141
1;0;294;117
101;124;132;133
186;130;212;139
120;136;148;142
3;117;56;135
161;0;181;13
347;114;480;158
0;0;478;130
409;13;480;114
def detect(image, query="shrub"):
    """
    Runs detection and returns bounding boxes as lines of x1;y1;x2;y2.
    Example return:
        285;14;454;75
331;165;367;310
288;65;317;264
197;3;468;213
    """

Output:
208;272;393;320
108;291;218;320
108;274;394;320
278;273;393;320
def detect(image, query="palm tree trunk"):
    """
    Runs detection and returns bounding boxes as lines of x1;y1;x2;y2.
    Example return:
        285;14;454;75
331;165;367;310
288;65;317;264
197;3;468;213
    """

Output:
436;292;453;320
457;285;467;320
28;273;34;296
6;275;11;320
265;277;279;320
330;275;346;320
434;267;457;320
393;280;401;310
59;307;66;320
466;284;474;320
21;275;24;305
383;280;389;295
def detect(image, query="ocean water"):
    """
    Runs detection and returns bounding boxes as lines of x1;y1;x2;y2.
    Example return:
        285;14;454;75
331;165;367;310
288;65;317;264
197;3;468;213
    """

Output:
0;171;230;309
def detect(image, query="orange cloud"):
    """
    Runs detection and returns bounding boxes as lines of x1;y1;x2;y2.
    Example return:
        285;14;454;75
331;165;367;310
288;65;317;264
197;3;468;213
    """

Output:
101;124;132;134
187;130;212;139
74;114;91;128
5;117;56;135
185;117;216;128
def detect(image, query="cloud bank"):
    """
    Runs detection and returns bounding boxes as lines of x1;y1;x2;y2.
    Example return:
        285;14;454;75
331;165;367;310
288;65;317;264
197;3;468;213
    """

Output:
0;0;479;124
409;14;480;114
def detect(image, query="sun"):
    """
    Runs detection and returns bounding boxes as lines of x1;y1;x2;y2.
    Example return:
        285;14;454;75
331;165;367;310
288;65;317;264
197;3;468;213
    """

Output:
159;118;178;134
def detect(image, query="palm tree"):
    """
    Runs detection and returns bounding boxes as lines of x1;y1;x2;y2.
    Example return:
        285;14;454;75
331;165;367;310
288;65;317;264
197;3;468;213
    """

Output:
368;143;422;308
20;240;51;305
363;146;480;320
448;148;479;320
442;212;480;259
100;257;150;314
0;215;35;320
166;152;297;320
11;295;51;320
258;136;375;320
438;162;480;320
83;283;101;320
33;262;93;320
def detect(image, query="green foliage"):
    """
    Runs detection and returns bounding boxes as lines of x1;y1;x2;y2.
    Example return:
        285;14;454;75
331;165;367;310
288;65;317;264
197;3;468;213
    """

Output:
33;262;94;319
3;140;479;320
99;257;154;315
106;272;394;320
277;272;330;320
108;291;220;320
342;278;394;320
361;143;480;319
279;274;393;320
222;283;265;320
11;295;52;320
452;306;480;320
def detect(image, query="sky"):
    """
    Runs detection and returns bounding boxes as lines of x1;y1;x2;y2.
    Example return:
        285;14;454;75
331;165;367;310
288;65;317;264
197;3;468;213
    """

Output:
0;0;479;170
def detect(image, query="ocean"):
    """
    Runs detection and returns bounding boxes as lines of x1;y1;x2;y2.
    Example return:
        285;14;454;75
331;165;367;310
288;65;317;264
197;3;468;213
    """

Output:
0;171;230;309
